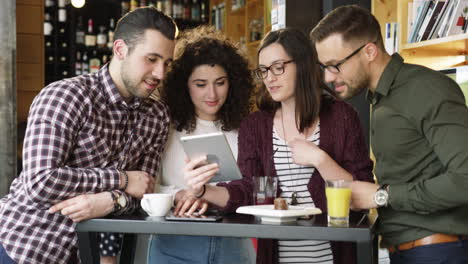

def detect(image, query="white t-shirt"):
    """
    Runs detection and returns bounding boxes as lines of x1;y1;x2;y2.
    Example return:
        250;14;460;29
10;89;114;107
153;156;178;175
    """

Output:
156;118;238;195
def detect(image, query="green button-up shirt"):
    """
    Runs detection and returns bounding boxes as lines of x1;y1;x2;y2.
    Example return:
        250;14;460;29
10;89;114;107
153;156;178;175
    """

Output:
368;54;468;247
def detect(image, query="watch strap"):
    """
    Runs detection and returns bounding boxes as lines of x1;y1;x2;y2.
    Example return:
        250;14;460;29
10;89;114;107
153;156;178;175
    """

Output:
109;190;123;212
378;184;389;192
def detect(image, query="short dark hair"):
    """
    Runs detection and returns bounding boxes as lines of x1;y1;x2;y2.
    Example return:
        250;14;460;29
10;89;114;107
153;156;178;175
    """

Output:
160;26;254;133
114;7;177;54
310;5;383;49
257;28;335;133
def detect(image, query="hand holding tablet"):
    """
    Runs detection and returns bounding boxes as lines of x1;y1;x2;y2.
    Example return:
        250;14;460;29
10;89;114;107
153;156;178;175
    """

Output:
180;132;242;183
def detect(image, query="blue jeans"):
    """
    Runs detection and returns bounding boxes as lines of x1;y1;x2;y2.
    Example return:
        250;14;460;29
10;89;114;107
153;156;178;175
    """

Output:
147;235;255;264
0;243;16;264
390;239;468;264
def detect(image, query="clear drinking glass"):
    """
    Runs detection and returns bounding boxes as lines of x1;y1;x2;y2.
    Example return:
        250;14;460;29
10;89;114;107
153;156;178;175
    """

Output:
253;176;278;205
325;179;352;227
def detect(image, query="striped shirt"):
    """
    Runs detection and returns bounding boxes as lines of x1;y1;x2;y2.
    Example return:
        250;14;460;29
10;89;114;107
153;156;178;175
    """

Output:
273;123;333;264
0;65;169;264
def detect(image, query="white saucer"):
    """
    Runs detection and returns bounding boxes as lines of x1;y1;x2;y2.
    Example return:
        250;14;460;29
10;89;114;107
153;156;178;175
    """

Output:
236;205;322;223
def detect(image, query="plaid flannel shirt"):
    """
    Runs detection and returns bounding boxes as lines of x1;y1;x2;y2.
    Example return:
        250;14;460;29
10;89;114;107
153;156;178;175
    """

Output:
0;65;169;263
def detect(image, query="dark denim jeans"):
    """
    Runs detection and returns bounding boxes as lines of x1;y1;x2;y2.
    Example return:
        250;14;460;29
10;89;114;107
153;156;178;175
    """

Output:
390;239;468;264
0;243;16;264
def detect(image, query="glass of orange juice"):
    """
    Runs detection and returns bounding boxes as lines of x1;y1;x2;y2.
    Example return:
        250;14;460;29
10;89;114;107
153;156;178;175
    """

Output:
325;180;352;227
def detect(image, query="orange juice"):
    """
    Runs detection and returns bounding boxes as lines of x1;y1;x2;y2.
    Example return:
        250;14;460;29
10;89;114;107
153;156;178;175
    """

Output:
325;187;351;218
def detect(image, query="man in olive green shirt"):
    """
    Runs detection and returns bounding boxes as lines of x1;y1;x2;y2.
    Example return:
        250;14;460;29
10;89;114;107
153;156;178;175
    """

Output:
311;5;468;264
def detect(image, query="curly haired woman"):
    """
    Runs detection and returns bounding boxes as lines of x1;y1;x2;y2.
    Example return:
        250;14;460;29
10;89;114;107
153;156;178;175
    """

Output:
147;26;256;263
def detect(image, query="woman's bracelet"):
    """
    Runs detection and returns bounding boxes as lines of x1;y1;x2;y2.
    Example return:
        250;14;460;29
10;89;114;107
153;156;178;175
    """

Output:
194;184;206;198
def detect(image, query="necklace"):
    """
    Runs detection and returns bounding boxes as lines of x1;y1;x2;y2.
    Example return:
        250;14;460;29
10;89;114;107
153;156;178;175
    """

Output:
280;107;299;206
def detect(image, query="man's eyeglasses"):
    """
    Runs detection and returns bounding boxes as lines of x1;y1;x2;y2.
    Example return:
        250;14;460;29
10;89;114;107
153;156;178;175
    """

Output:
254;60;294;80
318;42;372;74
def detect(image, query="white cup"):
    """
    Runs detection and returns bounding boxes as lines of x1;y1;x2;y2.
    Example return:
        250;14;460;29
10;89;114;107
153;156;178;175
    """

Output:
140;193;173;217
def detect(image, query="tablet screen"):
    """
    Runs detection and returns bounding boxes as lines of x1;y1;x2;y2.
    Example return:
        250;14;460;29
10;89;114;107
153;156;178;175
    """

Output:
180;132;243;183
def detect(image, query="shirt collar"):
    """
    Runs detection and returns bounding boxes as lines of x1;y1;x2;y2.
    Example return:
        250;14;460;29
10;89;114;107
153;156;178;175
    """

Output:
98;64;142;109
366;53;404;105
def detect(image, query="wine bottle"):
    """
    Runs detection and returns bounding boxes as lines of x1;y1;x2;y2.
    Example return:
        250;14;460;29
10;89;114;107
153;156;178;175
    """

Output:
102;54;110;65
58;0;67;23
76;16;85;46
191;0;200;21
57;23;68;50
82;51;90;74
164;0;172;17
75;51;82;76
97;26;108;48
45;0;55;7
89;50;101;73
44;13;53;36
45;36;53;49
201;0;207;22
85;19;97;47
172;0;178;18
183;0;191;20
155;0;163;11
107;18;115;50
121;1;130;16
130;0;138;11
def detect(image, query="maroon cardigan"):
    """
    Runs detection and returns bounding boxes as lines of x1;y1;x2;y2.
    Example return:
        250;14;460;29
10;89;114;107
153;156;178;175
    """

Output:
218;98;374;264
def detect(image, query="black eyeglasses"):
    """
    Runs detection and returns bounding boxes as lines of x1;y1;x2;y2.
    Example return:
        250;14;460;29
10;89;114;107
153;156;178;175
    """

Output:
318;42;372;74
254;60;294;80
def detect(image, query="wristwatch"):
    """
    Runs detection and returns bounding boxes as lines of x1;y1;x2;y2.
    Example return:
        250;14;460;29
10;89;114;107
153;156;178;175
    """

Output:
110;191;127;212
374;184;389;207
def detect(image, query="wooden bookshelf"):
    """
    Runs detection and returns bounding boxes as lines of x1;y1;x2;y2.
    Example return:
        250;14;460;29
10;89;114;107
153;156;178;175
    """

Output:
209;0;270;65
372;0;468;70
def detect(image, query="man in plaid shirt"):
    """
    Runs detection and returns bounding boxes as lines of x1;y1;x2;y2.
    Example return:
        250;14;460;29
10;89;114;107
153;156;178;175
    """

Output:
0;7;177;264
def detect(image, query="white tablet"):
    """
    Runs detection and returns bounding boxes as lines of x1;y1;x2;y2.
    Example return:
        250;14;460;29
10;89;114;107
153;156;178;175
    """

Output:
180;132;242;183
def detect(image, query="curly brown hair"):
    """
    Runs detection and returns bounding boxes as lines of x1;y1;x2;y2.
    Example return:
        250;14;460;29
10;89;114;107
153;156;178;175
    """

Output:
160;26;254;132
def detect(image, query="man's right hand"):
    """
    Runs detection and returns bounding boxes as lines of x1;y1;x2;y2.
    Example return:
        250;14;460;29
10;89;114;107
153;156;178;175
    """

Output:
121;171;155;199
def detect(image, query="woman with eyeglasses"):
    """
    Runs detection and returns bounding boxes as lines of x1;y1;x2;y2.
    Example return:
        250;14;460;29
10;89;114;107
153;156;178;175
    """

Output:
183;28;374;264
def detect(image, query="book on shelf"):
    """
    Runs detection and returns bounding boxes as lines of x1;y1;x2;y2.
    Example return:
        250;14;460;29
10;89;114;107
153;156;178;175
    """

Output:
409;0;432;43
384;22;399;55
429;0;452;39
415;0;436;42
438;0;459;37
427;0;450;39
407;1;414;41
408;0;468;43
445;0;468;36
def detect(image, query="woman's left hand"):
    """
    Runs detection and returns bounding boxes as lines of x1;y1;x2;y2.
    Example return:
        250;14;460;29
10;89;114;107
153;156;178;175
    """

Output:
288;138;325;167
173;189;209;216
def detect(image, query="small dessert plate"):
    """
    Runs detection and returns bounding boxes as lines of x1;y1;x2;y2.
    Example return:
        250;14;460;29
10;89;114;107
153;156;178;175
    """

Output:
236;205;322;223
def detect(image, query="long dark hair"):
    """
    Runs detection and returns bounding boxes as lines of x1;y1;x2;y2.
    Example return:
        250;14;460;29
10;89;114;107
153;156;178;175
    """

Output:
256;28;335;133
160;26;254;132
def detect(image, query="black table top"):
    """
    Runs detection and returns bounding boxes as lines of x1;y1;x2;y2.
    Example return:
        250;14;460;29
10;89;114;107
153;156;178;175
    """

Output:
76;212;376;242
